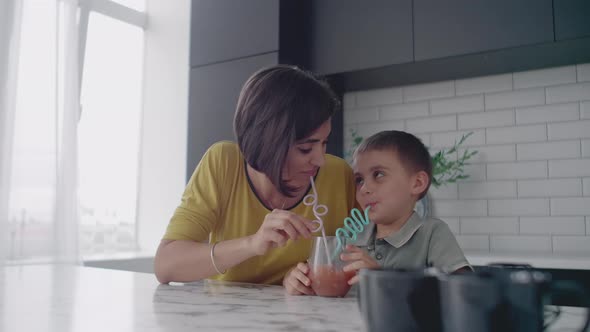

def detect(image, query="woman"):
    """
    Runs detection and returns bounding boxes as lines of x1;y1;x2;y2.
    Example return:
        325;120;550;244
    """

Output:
154;65;357;295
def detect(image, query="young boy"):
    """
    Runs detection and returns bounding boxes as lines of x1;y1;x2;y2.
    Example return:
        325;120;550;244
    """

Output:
342;130;471;284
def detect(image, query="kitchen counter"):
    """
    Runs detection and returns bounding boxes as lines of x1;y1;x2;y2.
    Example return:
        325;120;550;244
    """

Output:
0;265;586;331
466;252;590;270
0;265;362;332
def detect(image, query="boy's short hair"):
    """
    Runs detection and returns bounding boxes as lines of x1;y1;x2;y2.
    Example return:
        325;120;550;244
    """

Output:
353;130;432;199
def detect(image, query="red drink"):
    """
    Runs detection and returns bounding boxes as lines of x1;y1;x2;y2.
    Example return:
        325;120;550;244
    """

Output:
309;264;356;297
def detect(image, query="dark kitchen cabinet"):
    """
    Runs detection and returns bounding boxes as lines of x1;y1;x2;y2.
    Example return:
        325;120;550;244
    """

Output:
554;0;590;41
187;53;278;178
190;0;279;67
308;0;413;75
413;0;554;61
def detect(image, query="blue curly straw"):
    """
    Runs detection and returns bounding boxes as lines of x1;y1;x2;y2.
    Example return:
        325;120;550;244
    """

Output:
333;206;371;259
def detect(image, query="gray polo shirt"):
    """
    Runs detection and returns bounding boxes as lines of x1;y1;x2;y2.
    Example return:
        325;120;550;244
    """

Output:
351;212;470;273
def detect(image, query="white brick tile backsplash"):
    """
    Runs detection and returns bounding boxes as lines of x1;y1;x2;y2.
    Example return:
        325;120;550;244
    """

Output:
518;179;582;198
342;63;590;255
516;103;580;125
379;102;429;121
517;141;581;161
461;145;515;163
514;66;577;89
552;236;590;253
441;217;460;234
485;88;545;110
461;217;518;234
432;199;488;217
548;120;590;140
489;199;550;216
456;235;490;251
430;95;484;115
458;109;514;129
344;108;379;124
459;181;516;199
487;161;547;180
343;93;356;110
462;164;487;182
403;81;455;103
549;159;590;177
356;87;403;107
416;133;431;146
486;124;547;144
577;63;590;82
583;102;590;119
357;120;404;138
491;235;552;252
406;115;456;133
429;183;458;199
456;74;512;96
546;82;590;104
461;216;518;224
551;197;590;215
520;217;585;235
431;130;485;148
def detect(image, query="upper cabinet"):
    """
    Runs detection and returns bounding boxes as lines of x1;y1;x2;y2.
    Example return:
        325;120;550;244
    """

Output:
190;0;279;67
414;0;554;61
308;0;413;75
554;0;590;41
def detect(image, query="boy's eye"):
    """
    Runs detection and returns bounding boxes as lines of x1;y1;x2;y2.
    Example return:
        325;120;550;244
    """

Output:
354;177;364;186
298;148;312;154
373;171;384;179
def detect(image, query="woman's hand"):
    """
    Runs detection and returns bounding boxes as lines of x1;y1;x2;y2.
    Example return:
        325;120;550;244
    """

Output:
248;209;314;256
341;245;380;285
283;262;315;295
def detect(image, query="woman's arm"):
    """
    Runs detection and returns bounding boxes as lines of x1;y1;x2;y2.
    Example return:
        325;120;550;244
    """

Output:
154;237;255;284
155;209;314;284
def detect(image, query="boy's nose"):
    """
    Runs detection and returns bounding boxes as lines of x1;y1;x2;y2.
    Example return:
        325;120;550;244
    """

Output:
360;182;372;194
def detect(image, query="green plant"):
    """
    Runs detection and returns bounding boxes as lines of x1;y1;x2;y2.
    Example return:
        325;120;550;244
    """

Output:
430;132;478;188
345;130;478;187
344;128;364;163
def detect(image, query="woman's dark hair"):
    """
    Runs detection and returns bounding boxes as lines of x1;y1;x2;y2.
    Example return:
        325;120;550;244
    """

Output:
353;130;433;200
234;65;339;197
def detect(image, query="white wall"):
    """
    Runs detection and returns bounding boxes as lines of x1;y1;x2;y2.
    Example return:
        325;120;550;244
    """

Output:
136;0;190;255
343;63;590;256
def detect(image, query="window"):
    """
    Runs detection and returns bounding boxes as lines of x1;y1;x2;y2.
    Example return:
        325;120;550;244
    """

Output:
78;10;144;254
78;0;146;255
8;0;147;260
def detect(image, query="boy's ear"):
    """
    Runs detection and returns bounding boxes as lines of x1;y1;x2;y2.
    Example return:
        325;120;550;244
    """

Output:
411;170;429;196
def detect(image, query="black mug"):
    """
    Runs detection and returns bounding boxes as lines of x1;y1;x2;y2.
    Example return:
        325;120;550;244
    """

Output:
358;268;442;332
439;268;590;332
438;271;507;332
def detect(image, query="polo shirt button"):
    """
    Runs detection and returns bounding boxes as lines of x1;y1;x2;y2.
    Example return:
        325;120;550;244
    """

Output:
376;253;383;260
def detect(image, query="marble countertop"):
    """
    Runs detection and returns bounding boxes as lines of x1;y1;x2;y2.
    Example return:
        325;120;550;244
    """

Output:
0;265;363;332
1;265;587;332
465;252;590;269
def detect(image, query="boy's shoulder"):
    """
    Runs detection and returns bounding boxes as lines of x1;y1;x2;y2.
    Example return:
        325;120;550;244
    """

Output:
418;216;449;230
415;216;455;239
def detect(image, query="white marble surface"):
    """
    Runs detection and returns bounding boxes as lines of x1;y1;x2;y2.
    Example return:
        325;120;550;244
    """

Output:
0;265;363;332
1;265;587;332
466;252;590;269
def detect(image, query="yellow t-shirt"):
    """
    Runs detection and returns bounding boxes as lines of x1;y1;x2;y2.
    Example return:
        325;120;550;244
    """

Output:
163;141;357;285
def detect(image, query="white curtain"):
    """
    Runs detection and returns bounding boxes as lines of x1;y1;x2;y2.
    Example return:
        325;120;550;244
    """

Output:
0;0;80;264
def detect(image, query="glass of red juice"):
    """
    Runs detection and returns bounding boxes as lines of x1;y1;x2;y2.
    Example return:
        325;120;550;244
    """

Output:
308;236;355;297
